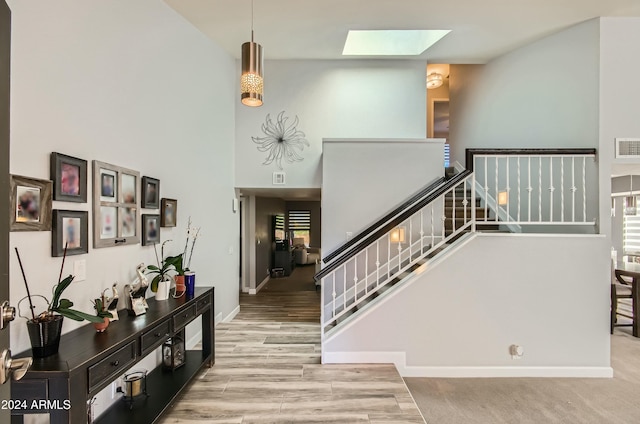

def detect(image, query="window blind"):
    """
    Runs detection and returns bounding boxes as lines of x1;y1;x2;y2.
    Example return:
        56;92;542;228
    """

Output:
288;210;310;230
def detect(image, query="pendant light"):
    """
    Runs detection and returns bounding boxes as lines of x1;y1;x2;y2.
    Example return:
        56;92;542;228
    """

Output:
241;0;263;107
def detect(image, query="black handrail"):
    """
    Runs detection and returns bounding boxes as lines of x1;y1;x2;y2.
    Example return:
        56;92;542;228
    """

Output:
465;148;597;171
315;170;471;281
321;176;446;265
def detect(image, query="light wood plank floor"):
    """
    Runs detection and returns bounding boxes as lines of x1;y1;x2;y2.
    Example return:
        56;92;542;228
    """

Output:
159;272;425;423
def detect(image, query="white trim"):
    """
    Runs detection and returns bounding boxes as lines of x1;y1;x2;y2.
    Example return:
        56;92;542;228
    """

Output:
323;138;445;145
186;330;202;350
249;275;270;295
401;366;613;378
323;351;612;378
221;306;240;323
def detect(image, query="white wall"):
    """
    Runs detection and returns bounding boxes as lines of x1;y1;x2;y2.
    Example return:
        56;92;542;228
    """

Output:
8;0;238;354
235;60;428;190
601;17;640;248
450;19;600;163
324;233;611;377
322;139;444;255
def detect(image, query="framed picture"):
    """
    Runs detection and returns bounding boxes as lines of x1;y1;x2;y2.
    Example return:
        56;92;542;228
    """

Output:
161;198;177;227
10;174;52;231
142;214;160;246
141;176;160;209
50;152;88;203
92;161;140;248
52;210;88;256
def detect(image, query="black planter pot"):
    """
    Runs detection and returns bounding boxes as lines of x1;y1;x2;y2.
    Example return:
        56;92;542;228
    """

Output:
26;315;63;358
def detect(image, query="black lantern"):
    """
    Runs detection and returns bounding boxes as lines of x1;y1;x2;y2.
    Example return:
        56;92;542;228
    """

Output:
163;332;185;370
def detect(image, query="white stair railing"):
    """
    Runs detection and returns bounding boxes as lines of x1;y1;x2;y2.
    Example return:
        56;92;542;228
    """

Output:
321;174;474;332
472;152;596;226
320;149;598;334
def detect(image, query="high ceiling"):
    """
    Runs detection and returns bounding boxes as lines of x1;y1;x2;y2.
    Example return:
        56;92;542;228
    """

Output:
166;0;640;63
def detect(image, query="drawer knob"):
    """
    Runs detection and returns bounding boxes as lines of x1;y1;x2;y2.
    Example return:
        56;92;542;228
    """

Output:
112;360;119;367
184;313;188;318
154;332;162;337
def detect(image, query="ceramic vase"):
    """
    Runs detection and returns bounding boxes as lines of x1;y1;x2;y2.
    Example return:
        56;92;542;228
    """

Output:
156;277;171;301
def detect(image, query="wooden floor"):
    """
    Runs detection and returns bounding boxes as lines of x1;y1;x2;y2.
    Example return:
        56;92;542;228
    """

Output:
159;272;425;423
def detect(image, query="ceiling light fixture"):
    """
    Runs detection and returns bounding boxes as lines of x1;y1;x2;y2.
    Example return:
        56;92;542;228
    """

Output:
426;72;443;89
240;0;263;107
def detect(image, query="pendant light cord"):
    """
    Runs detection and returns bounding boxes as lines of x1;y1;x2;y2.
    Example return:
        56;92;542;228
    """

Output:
251;0;254;42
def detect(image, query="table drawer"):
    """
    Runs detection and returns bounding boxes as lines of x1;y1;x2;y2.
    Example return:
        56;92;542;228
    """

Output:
140;319;171;355
172;304;197;331
196;294;212;314
88;341;136;393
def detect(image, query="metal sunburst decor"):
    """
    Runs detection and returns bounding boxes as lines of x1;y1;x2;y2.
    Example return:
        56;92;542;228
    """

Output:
252;111;309;170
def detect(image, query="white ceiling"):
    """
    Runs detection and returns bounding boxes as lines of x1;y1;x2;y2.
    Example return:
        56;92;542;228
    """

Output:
166;0;640;63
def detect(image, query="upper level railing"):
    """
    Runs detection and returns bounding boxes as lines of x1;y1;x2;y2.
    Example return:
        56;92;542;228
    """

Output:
467;148;597;226
317;148;598;334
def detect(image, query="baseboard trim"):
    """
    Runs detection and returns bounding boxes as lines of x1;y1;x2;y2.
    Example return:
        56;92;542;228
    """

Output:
222;305;240;323
323;351;613;378
186;330;202;350
249;275;270;295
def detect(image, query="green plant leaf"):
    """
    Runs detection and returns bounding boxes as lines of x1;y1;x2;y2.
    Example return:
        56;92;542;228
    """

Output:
58;299;74;309
57;308;104;323
151;275;161;292
146;265;160;272
50;275;74;310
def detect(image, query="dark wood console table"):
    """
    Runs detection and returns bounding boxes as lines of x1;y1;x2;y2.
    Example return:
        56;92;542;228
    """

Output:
10;287;214;424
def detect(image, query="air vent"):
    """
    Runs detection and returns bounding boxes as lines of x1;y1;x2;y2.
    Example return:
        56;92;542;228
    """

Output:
616;138;640;158
272;172;286;185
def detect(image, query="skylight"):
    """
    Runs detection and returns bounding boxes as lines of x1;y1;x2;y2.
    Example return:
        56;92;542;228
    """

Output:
342;30;451;56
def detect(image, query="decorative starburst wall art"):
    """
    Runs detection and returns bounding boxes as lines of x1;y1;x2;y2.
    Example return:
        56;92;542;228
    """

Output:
252;111;309;170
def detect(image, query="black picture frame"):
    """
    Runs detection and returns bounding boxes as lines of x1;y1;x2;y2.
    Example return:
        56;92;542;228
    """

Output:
141;176;160;209
52;210;89;256
10;174;53;231
160;198;177;227
142;214;160;246
50;152;88;203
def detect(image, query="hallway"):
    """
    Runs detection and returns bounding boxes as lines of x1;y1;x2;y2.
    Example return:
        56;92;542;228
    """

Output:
159;269;425;423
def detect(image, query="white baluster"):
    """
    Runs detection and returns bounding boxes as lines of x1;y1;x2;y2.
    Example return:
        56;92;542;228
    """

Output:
560;157;565;222
583;157;587;222
431;204;435;246
528;156;532;222
484;157;489;223
452;185;456;233
420;209;424;253
538;157;542;222
571;157;576;222
376;240;380;289
409;218;413;260
517;156;521;222
387;234;391;278
353;257;358;303
343;265;347;312
471;173;477;232
506;156;510;221
495;156;499;216
549;156;554;221
365;249;369;295
331;273;337;320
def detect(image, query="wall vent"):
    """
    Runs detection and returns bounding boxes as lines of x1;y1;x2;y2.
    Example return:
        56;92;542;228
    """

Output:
272;171;286;185
616;138;640;158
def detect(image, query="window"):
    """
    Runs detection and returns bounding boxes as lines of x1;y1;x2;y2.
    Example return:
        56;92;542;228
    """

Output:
289;210;311;246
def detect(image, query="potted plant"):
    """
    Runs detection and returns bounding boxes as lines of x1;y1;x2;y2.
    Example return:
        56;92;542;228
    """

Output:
15;246;104;357
91;297;113;333
146;240;182;300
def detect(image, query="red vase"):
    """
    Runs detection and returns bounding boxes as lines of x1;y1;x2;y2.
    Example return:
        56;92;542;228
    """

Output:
93;317;110;333
174;275;186;298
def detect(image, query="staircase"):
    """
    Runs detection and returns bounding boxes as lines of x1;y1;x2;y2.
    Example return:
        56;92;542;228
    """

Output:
316;148;598;337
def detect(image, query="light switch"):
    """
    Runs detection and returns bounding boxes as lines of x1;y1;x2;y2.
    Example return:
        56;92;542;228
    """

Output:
74;260;86;282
